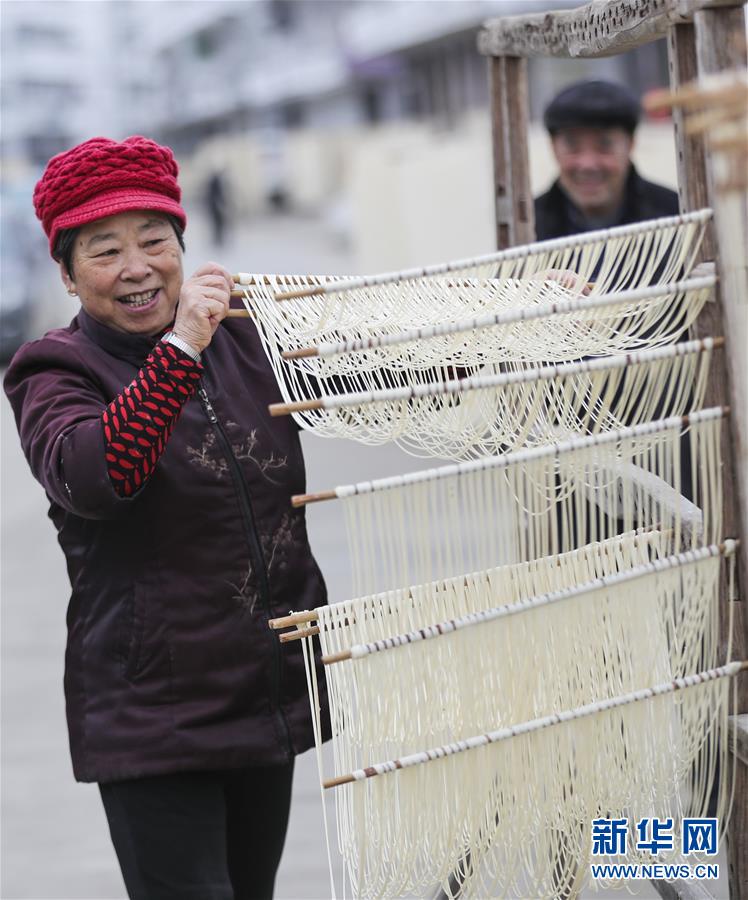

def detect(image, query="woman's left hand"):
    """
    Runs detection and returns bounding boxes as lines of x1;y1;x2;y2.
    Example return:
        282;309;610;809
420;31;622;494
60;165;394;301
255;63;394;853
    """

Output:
172;263;235;353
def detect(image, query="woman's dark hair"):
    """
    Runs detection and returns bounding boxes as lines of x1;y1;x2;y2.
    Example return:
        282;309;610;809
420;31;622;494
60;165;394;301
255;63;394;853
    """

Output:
53;214;185;279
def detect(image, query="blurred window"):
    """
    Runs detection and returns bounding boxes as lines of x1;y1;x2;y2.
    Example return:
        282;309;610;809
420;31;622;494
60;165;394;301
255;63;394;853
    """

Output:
20;80;80;105
194;27;219;58
269;0;296;31
361;87;382;124
16;23;70;46
26;133;71;166
283;102;305;129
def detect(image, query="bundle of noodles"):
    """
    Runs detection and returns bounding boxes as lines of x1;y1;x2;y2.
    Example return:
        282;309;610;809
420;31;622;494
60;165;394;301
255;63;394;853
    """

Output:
240;209;710;353
332;409;722;596
255;277;713;378
302;590;737;900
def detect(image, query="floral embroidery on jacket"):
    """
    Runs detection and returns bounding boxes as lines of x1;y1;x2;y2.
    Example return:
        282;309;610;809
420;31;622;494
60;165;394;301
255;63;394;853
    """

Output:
225;513;301;615
188;423;287;484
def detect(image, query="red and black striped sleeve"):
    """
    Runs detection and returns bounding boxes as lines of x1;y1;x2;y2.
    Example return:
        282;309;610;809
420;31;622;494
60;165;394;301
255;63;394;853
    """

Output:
102;341;203;497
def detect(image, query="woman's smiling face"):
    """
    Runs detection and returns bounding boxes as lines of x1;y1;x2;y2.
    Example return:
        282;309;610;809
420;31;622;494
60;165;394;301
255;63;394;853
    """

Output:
61;210;184;335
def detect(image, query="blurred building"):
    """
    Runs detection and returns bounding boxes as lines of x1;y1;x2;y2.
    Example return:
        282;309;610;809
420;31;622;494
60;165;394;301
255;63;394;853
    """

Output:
0;1;150;176
138;0;669;147
147;0;519;152
0;1;677;273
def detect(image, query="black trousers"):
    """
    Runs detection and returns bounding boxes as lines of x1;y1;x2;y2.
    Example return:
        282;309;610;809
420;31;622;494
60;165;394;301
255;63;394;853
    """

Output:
99;762;294;900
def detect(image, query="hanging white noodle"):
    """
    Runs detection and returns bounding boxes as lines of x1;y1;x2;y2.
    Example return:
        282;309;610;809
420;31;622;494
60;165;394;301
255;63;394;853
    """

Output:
277;276;714;374
318;542;727;769
252;208;729;898
327;409;723;596
308;548;734;899
299;659;738;900
269;338;715;460
238;209;711;342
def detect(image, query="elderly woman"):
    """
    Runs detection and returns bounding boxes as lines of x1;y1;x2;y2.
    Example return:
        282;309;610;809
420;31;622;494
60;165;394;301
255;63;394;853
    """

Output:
4;136;328;899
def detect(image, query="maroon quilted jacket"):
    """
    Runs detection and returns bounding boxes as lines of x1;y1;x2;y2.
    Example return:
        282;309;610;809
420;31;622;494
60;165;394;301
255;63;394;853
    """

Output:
4;309;329;783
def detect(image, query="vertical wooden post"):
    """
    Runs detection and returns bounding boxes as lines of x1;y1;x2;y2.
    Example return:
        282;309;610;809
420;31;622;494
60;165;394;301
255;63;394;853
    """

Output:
490;56;534;249
669;10;748;683
667;23;714;258
692;4;748;661
692;8;748;899
490;57;511;249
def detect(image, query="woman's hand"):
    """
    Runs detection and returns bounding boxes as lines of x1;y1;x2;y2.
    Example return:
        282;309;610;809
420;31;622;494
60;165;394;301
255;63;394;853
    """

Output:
172;263;234;353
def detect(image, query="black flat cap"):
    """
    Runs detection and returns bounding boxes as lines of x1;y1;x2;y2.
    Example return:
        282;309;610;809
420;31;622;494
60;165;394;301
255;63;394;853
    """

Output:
543;80;641;134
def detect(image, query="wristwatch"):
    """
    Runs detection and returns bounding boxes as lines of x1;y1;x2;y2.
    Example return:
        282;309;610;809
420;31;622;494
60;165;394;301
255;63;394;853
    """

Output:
161;331;202;363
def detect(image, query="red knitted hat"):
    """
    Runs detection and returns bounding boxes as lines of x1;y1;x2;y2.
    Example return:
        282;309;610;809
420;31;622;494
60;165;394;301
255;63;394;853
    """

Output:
34;135;187;255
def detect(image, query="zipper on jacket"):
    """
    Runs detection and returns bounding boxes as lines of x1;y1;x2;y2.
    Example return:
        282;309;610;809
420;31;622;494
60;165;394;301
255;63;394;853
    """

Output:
197;384;293;759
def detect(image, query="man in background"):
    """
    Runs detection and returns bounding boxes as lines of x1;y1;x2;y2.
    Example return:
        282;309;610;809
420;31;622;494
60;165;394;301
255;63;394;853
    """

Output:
535;80;679;239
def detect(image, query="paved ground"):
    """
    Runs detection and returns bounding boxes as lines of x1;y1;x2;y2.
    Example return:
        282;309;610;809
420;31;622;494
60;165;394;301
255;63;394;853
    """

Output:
1;212;724;898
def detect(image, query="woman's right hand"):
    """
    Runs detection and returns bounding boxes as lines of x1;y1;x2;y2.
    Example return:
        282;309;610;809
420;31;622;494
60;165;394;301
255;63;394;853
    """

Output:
172;263;234;353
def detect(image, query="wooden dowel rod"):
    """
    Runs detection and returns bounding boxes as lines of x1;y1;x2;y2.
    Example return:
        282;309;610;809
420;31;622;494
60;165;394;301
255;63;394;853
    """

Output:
644;81;747;112
719;178;748;193
279;625;319;642
274;286;326;301
686;105;747;135
322;661;748;790
272;339;724;420
291;408;729;509
226;308;251;317
319;539;737;667
291;489;337;508
323;772;356;789
269;398;323;417
709;135;748;152
278;278;719;363
322;648;352;665
282;346;319;360
269;610;317;629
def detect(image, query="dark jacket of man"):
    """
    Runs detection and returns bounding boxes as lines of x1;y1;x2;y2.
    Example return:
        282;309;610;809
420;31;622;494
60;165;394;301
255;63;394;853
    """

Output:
535;165;679;241
4;311;329;782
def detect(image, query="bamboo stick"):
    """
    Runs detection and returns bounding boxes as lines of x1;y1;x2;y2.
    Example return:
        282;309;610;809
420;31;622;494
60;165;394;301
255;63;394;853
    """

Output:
319;542;738;667
274;285;327;301
321;661;748;790
269;398;323;417
278;276;714;362
279;625;319;642
685;104;748;136
719;177;748;193
269;339;724;419
288;407;729;508
291;489;337;508
269;610;317;629
271;527;670;647
240;210;712;302
283;346;320;360
709;134;748;152
644;80;747;113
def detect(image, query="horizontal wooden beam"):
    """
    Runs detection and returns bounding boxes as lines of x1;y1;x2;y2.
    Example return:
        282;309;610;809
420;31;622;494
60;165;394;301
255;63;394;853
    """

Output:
478;0;744;59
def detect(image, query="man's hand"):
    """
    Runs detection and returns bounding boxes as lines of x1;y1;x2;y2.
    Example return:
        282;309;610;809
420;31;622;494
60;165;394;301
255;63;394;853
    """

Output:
540;269;593;295
172;263;235;353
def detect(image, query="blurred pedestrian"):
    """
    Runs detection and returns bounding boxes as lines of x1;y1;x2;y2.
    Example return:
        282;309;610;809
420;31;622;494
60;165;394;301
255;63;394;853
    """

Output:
205;170;229;246
4;136;329;900
535;80;679;239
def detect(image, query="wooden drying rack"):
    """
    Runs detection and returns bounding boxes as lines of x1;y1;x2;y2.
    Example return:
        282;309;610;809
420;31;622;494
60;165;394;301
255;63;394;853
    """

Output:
477;1;747;896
